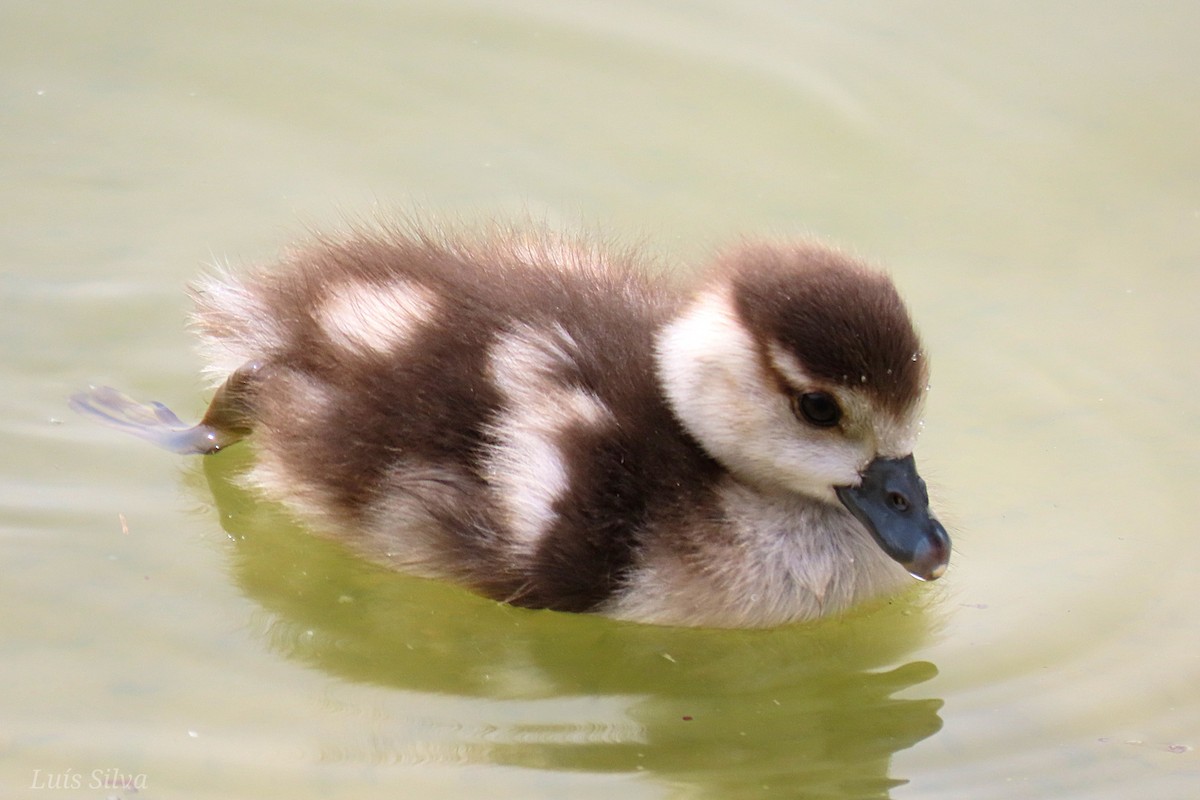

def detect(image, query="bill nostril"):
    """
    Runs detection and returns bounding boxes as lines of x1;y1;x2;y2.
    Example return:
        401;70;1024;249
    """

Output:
887;491;910;512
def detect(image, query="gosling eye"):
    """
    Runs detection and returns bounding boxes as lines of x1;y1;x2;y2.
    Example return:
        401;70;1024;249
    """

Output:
792;391;842;428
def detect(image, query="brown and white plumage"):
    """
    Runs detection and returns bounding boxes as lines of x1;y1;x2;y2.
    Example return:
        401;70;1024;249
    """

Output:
73;223;950;628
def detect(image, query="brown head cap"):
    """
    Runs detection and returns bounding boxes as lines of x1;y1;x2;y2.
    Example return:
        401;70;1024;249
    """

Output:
725;243;927;415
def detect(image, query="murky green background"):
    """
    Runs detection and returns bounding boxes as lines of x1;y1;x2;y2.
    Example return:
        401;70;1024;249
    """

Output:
3;1;1198;798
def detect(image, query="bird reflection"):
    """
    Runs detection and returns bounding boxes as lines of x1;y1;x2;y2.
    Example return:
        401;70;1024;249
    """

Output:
200;448;943;798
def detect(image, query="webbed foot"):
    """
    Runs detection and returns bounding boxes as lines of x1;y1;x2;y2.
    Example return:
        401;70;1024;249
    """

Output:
72;361;266;455
69;385;240;455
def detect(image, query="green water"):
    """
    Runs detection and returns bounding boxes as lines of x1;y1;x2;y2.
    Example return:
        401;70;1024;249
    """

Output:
3;2;1198;797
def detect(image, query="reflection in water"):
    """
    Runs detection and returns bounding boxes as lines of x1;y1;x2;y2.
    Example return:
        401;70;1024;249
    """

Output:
201;448;943;798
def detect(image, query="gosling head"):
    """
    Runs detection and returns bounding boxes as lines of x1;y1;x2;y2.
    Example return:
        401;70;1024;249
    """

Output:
656;241;950;581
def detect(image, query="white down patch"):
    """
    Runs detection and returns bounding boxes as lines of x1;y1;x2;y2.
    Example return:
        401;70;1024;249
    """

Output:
192;270;287;388
486;323;614;558
319;280;438;355
655;286;869;501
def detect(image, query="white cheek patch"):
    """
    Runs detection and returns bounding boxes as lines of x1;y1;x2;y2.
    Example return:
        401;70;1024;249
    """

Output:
319;280;438;355
655;288;864;498
486;324;614;557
